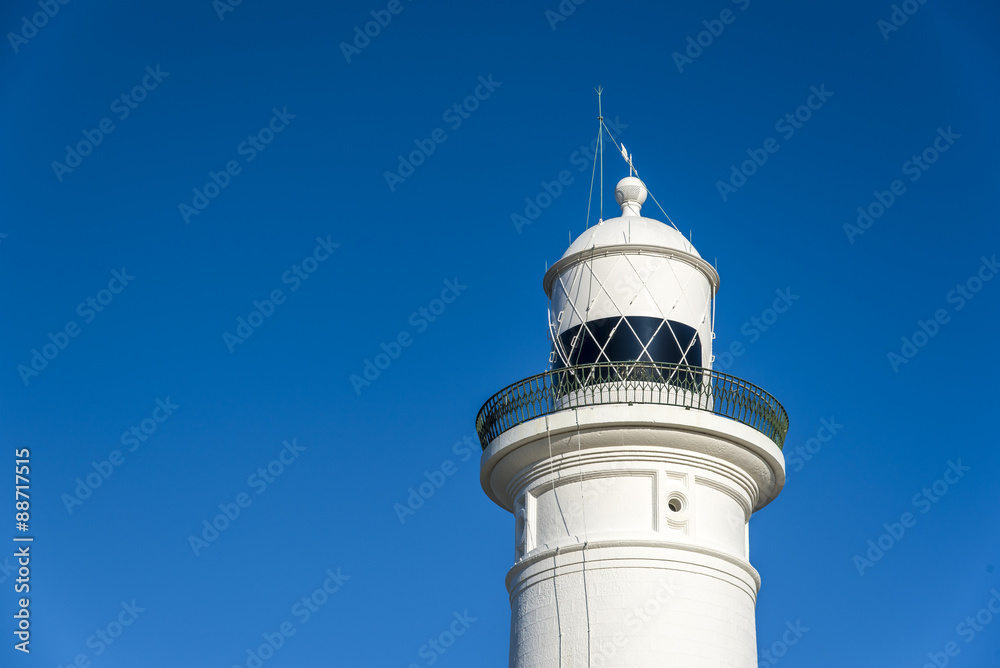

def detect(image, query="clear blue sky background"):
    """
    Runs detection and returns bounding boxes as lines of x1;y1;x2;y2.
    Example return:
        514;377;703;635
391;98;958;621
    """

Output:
2;0;999;665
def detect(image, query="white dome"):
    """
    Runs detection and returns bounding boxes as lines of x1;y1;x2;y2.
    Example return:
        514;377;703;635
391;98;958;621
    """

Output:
560;215;700;260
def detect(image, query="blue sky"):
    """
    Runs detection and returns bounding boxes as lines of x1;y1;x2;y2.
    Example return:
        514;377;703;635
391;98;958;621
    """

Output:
1;0;999;665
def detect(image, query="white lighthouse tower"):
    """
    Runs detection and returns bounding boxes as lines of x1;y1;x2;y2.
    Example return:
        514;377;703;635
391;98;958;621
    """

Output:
477;146;788;666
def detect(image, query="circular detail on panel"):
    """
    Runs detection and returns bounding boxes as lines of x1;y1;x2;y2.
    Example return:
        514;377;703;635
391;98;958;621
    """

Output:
667;494;686;513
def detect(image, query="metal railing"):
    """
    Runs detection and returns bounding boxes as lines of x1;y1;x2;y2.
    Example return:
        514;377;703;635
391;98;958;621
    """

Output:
475;361;788;450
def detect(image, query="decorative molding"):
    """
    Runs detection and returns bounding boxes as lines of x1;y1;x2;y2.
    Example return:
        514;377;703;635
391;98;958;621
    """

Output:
505;538;761;604
543;243;721;297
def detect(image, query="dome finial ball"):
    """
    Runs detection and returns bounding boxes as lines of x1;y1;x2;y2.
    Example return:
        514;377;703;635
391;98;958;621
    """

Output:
615;176;647;215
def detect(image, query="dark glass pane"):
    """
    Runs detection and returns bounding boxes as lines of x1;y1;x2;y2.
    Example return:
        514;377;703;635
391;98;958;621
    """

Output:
556;316;702;368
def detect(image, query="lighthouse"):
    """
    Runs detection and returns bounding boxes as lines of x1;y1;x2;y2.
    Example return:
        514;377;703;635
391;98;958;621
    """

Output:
476;153;788;666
